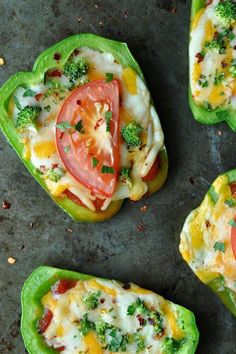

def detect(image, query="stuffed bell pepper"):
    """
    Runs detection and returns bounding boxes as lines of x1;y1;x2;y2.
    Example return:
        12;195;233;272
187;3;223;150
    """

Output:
180;170;236;316
0;34;168;222
21;266;199;354
189;0;236;130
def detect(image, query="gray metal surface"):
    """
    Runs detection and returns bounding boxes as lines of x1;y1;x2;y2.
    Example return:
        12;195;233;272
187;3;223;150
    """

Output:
0;0;235;353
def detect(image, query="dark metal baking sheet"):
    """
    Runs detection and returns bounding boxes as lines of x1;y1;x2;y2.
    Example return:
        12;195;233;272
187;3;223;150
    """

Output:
0;0;235;353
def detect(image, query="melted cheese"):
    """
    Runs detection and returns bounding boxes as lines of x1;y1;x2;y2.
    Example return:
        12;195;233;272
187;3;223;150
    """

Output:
180;173;236;292
41;278;186;354
190;0;236;109
33;140;56;158
122;67;137;95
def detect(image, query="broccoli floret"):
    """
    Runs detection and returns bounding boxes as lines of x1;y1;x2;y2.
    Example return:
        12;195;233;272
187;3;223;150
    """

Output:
229;58;236;77
63;57;88;82
122;121;142;147
162;337;183;354
204;37;226;54
16;105;41;130
215;0;236;27
78;314;95;336
47;167;64;182
83;291;101;310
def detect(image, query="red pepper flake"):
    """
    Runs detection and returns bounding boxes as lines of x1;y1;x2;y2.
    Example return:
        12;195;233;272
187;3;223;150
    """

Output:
195;52;204;64
205;220;211;228
94;118;103;130
47;69;62;77
52;163;58;169
140;205;147;213
2;200;11;209
122;283;131;290
56;347;65;352
221;60;228;68
53;53;61;61
137;224;145;232
52;279;77;295
100;298;105;303
77;99;81;105
171;7;177;14
74;49;80;56
230;183;236;197
35;93;43;101
213;31;219;40
137;315;145;326
38;309;53;333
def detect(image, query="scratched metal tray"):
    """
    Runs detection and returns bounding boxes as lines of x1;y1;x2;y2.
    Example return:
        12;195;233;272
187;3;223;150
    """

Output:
0;1;235;353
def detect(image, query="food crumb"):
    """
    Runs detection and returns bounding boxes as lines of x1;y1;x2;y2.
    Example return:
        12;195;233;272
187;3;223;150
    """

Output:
8;257;16;264
66;227;73;233
99;21;103;26
218;130;222;136
2;200;11;209
140;205;147;213
171;7;177;14
0;57;5;66
123;11;128;19
94;4;98;8
78;17;82;22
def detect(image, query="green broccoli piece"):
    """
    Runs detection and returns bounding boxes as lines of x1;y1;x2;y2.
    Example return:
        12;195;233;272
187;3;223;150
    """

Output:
95;320;111;343
83;291;101;310
122;121;142;147
229;58;236;77
214;70;225;85
162;337;183;354
134;334;145;352
127;298;149;316
63;57;88;82
47;167;64;182
215;0;236;27
78;314;95;336
204;37;226;54
16;105;41;130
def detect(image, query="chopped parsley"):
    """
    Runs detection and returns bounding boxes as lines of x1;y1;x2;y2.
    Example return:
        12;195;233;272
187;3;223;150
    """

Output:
214;241;226;253
47;167;64;182
214;70;225;86
64;145;70;153
44;79;65;98
229;59;236;77
92;157;99;167
106;72;114;82
224;198;236;207
13;96;22;111
229;218;236;227
43;105;51;112
162;337;183;354
75;119;85;134
56;121;74;132
198;74;209;88
83;291;101;310
78;314;95;336
203;101;213;112
23;88;36;97
101;165;114;174
105;111;112;132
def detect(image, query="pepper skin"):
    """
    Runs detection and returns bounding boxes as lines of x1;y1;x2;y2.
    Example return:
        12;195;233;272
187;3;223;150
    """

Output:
21;266;199;354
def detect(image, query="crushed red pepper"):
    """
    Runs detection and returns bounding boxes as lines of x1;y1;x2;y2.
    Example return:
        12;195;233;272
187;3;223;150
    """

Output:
2;200;11;209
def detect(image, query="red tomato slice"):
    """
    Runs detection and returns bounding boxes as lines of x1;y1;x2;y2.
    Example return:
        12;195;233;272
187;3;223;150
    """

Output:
231;218;236;260
38;309;53;333
142;155;160;182
56;80;120;197
56;347;65;352
64;188;105;210
52;279;77;295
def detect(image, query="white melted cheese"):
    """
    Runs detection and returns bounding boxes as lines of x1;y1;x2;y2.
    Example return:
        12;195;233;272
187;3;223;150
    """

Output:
41;278;185;354
190;0;236;109
180;175;236;292
13;47;165;210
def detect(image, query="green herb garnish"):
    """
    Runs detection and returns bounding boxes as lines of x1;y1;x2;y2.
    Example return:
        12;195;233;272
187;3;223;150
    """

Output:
92;157;99;167
106;72;114;82
83;291;101;310
105;111;112;132
214;241;226;252
101;165;114;174
13;96;22;111
23;88;36;97
75;119;85;134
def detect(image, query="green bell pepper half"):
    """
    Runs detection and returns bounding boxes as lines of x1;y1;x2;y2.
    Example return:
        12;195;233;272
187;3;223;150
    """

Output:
189;0;236;131
180;168;236;316
21;266;199;354
0;33;168;222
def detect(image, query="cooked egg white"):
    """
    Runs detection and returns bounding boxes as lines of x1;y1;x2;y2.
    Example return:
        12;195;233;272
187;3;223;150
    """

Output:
180;174;236;292
41;278;185;354
12;48;165;211
190;0;236;109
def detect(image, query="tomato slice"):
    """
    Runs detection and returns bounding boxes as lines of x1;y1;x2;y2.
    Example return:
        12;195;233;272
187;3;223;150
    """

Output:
56;80;120;197
142;155;160;182
52;279;77;295
63;189;86;208
230;183;236;197
38;309;53;333
231;217;236;260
